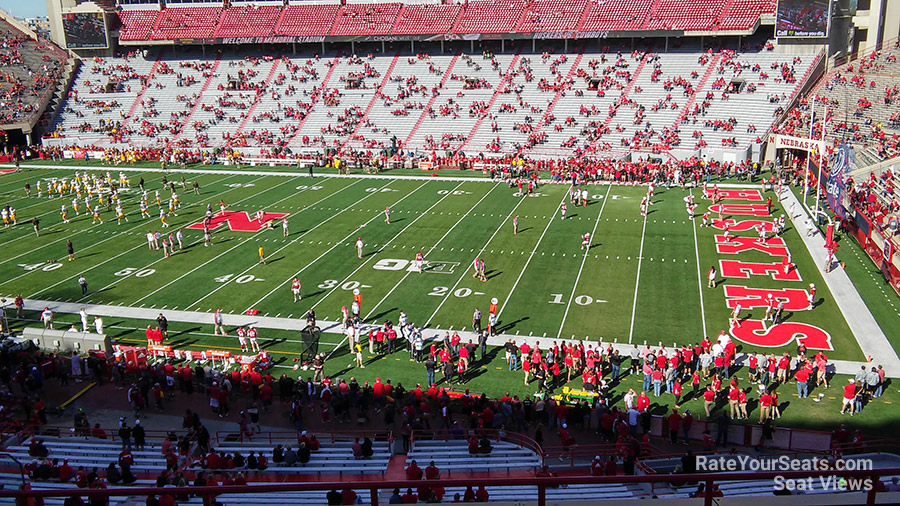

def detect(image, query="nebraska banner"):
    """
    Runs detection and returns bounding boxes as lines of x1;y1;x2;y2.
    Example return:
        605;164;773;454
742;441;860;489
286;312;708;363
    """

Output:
772;134;826;153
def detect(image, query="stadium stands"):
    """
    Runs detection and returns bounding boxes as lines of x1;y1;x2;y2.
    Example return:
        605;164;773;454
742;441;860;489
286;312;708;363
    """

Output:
117;9;160;42
391;4;461;35
579;0;654;31
774;43;900;166
514;0;590;33
0;18;67;126
330;3;403;36
151;6;222;40
48;44;816;160
274;4;339;37
112;0;776;42
214;5;281;39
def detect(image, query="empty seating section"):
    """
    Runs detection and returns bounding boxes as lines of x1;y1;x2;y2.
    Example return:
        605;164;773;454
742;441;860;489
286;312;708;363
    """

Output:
330;3;402;36
152;6;222;40
290;54;398;150
648;0;726;31
3;434;390;506
52;54;154;144
115;1;779;41
391;4;461;35
579;0;653;31
406;439;541;474
214;5;281;38
117;9;160;41
452;0;525;34
717;0;775;30
275;5;339;36
126;53;217;146
515;0;589;32
52;47;815;159
346;54;451;150
411;53;516;153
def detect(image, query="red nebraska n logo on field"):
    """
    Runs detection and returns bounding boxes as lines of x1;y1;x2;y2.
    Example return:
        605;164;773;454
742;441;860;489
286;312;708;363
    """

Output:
187;211;289;232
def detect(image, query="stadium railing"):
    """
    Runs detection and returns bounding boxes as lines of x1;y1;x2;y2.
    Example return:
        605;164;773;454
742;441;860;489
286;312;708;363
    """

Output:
0;468;897;506
213;429;393;448
410;428;543;460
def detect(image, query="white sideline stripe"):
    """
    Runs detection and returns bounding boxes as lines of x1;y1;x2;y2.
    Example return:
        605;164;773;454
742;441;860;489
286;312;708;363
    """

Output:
214;179;408;311
497;191;568;319
72;176;307;304
363;182;500;321
556;184;612;338
2;167;777;189
310;180;467;312
690;188;707;336
627;202;649;344
0;172;243;266
13;174;247;293
0;170;236;255
424;190;530;327
11;296;897;378
131;178;345;305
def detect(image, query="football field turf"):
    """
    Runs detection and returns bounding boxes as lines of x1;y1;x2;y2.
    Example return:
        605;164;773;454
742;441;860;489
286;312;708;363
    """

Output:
0;167;862;361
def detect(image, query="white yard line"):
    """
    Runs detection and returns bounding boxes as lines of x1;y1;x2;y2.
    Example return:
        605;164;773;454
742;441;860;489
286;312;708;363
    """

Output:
11;175;247;292
423;193;530;327
556;184;612;338
73;176;314;303
363;182;500;321
309;181;467;311
691;188;707;337
627;204;649;344
1;173;243;265
497;193;568;318
131;178;348;305
214;179;421;311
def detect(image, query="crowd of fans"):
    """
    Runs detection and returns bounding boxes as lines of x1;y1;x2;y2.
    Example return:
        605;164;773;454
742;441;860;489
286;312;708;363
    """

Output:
0;20;67;124
45;38;803;162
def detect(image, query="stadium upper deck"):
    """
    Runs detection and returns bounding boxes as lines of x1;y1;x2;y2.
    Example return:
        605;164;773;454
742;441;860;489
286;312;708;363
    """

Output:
116;0;776;42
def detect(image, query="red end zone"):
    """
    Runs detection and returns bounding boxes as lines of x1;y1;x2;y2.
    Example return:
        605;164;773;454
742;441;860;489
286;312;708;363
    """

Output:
187;211;289;232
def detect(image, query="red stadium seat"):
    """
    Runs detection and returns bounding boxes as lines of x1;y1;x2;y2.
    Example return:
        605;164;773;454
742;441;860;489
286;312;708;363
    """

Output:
275;5;340;37
452;0;525;34
331;3;403;36
151;6;221;40
214;5;282;38
391;4;461;35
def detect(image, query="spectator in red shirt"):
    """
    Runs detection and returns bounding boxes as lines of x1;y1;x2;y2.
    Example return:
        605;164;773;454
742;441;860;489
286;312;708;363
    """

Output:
667;409;682;445
841;378;857;415
425;461;440;480
340;488;357;505
795;368;810;398
405;460;423;480
401;488;418;503
703;386;716;419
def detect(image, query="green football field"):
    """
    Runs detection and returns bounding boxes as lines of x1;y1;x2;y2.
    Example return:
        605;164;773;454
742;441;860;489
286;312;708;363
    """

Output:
0;166;864;360
4;165;900;433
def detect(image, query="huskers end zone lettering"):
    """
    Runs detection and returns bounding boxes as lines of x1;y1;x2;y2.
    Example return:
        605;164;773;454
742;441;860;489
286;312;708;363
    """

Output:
715;189;764;201
719;260;802;282
711;218;776;233
709;203;771;216
715;235;789;257
730;320;833;350
723;285;810;310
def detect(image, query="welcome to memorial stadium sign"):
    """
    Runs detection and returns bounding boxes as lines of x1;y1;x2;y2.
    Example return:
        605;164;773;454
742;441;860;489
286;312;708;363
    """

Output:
122;29;686;46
